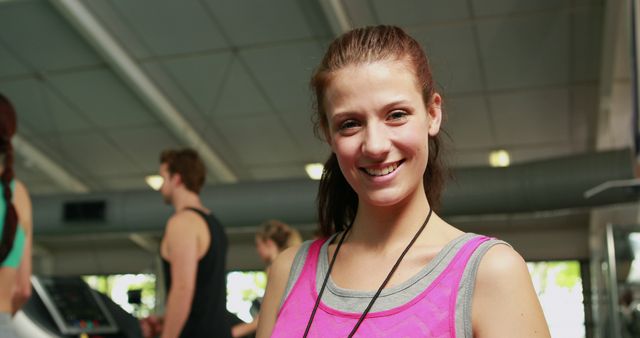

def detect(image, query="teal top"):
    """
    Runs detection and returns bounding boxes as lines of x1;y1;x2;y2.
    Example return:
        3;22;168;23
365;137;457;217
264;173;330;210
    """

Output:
0;181;26;268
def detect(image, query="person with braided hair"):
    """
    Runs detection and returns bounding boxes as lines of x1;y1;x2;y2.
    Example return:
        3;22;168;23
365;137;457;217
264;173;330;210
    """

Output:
0;93;33;338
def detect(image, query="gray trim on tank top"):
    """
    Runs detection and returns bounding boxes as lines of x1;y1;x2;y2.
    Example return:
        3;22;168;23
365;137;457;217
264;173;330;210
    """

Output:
456;239;509;338
280;233;508;338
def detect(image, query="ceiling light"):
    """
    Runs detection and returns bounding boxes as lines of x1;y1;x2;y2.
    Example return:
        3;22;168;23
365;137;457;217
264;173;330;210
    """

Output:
489;150;510;167
305;163;324;180
145;175;164;190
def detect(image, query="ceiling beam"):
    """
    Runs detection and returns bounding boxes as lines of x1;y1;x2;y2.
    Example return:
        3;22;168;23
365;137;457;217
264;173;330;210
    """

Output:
48;0;238;183
13;134;89;193
318;0;352;36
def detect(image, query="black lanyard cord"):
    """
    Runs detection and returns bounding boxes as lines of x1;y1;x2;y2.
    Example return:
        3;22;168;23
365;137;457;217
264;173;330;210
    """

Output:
303;208;433;338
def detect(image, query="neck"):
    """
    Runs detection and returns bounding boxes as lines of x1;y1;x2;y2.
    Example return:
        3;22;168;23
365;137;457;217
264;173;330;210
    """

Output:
171;189;204;212
349;193;432;251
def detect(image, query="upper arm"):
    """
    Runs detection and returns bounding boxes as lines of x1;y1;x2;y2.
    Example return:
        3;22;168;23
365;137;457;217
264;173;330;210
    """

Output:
164;213;201;291
256;244;299;338
13;180;32;294
13;180;32;234
472;244;550;338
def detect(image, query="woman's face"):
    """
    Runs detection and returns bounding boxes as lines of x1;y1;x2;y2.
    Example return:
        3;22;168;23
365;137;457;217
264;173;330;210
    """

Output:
323;60;441;208
255;236;276;264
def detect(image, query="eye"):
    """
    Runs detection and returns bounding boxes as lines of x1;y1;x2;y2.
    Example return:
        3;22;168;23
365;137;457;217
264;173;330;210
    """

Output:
387;110;408;121
338;119;360;131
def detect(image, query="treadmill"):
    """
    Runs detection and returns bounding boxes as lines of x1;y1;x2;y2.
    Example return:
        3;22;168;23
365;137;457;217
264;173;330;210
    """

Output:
13;276;142;338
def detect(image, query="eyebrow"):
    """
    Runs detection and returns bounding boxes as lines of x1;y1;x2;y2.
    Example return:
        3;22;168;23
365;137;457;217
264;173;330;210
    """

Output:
331;99;412;119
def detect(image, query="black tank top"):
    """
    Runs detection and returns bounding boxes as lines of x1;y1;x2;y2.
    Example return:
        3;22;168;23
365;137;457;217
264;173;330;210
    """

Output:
161;208;232;338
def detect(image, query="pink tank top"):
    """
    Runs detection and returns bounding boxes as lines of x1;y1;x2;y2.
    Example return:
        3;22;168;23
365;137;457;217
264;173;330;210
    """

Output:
271;235;491;337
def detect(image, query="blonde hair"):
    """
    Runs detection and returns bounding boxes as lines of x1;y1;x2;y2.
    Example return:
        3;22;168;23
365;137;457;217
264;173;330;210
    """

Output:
256;220;302;252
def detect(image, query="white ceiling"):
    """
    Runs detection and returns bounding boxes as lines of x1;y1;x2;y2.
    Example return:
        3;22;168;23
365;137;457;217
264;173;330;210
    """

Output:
0;0;604;195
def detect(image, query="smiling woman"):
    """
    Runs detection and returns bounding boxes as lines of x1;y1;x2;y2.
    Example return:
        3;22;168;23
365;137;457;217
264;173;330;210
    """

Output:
256;26;552;338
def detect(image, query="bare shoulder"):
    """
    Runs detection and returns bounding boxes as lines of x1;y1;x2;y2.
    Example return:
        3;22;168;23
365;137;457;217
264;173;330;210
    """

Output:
472;243;550;338
12;179;32;230
166;209;204;231
13;179;31;205
474;244;533;307
271;243;302;277
477;243;527;280
256;243;303;338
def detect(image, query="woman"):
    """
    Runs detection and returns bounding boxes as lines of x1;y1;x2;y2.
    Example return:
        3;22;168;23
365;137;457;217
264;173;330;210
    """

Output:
257;26;550;337
0;94;33;338
255;220;303;271
232;220;302;338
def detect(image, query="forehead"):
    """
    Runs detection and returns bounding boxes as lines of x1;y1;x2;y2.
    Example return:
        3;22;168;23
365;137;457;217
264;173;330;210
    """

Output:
324;60;422;111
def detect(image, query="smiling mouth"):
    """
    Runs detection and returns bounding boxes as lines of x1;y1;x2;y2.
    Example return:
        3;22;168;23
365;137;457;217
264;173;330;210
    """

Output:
361;161;403;177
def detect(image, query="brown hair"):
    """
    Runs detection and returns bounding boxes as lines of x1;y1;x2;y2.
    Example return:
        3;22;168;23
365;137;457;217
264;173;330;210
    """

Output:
256;220;302;252
0;93;18;264
160;148;206;193
311;25;448;237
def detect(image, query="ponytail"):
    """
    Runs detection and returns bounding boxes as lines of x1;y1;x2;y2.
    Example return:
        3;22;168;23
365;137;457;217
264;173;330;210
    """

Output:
0;93;18;265
317;153;358;237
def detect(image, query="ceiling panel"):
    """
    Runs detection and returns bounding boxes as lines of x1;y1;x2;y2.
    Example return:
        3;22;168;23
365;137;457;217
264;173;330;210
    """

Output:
203;0;316;46
240;41;323;114
0;0;606;195
470;0;570;17
55;132;143;177
41;85;94;134
212;57;273;118
572;4;603;82
0;42;30;78
0;78;49;134
48;68;157;128
278;111;330;163
445;95;495;149
216;116;302;167
477;11;570;90
408;24;484;94
371;0;469;27
491;88;570;145
0;0;102;71
106;125;181;173
161;51;232;115
109;0;227;56
140;62;210;134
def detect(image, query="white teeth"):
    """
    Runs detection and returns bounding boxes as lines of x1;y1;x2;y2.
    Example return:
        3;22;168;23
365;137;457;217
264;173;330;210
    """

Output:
364;163;399;176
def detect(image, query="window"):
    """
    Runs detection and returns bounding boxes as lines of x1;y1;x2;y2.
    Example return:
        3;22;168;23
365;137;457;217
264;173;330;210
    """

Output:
226;271;267;323
83;274;156;318
527;261;585;338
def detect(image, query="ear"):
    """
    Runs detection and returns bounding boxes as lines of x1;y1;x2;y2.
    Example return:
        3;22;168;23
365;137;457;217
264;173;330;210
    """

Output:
427;93;443;136
171;173;183;187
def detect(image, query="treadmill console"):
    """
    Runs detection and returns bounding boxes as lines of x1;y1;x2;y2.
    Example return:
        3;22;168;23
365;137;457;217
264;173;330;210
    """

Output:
31;276;119;335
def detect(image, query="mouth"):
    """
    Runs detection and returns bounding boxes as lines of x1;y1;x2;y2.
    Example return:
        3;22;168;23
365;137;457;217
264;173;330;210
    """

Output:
361;161;403;177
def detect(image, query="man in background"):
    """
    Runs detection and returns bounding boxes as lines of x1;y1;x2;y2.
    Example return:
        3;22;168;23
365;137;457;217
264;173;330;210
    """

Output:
141;149;231;338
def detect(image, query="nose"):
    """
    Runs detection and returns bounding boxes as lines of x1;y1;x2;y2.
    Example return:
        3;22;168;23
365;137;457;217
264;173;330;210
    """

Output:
361;122;390;159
